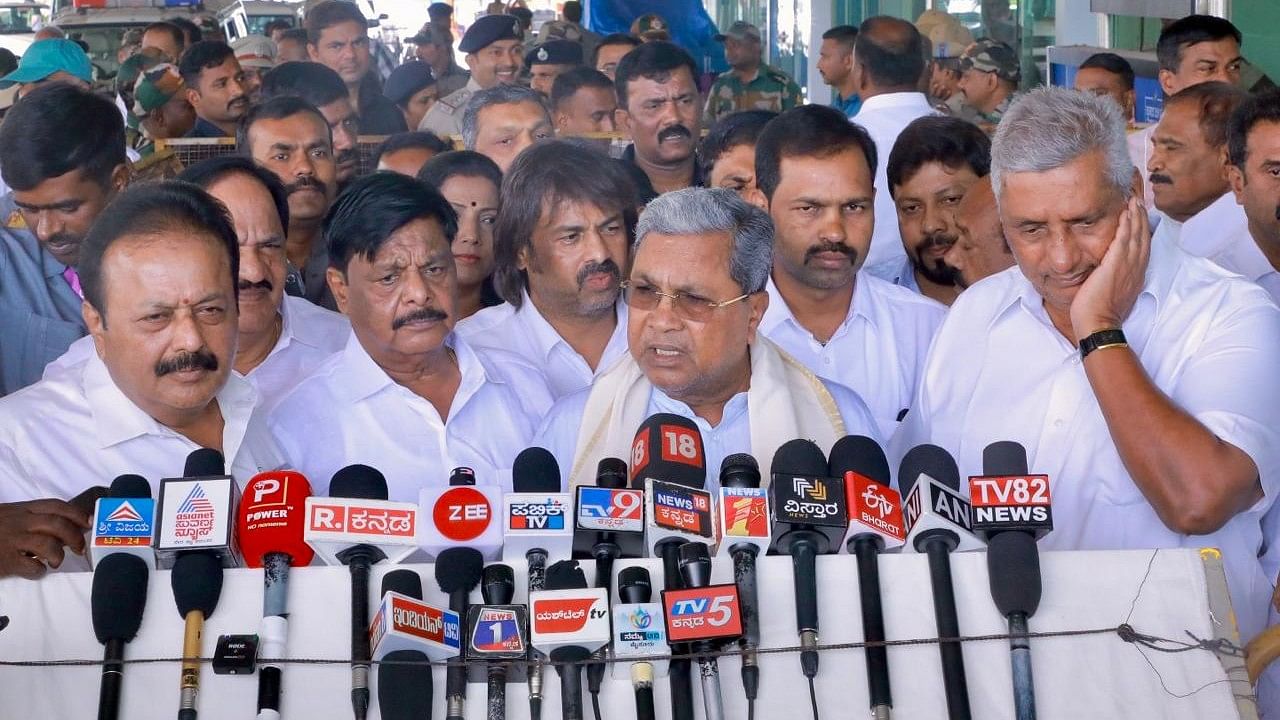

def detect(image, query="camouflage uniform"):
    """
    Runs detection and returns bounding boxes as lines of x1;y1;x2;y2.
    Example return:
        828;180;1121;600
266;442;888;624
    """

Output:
705;66;802;121
958;39;1021;128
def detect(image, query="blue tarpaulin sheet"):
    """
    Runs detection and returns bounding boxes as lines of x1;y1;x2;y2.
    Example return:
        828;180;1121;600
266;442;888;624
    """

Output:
586;0;728;73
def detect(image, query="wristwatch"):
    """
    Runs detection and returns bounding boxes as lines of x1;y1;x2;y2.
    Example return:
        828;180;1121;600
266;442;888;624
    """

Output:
1078;328;1128;359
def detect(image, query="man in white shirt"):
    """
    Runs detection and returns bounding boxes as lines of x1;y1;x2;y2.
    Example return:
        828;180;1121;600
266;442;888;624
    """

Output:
0;182;286;578
536;187;880;487
457;140;637;399
270;172;552;500
896;88;1280;649
749;106;944;438
1148;82;1249;254
1222;89;1280;302
849;16;936;274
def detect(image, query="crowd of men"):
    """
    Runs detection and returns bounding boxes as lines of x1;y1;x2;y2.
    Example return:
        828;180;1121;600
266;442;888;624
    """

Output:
1;4;1279;711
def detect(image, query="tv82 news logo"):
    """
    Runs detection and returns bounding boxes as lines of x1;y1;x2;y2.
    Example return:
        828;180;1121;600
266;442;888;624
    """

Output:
632;423;703;477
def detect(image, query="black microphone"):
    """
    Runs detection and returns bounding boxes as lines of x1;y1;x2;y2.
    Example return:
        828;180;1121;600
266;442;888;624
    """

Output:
172;550;224;720
829;436;896;720
436;547;485;720
768;439;847;697
584;457;631;716
540;559;605;720
184;448;225;478
616;566;660;720
377;570;433;720
93;475;151;720
476;563;520;720
899;444;976;720
716;454;767;712
330;464;391;720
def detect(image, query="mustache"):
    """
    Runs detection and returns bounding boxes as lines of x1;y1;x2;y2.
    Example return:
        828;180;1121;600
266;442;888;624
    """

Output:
576;259;621;289
44;231;82;247
1148;173;1173;186
335;148;358;166
155;349;218;377
917;232;957;252
805;241;858;263
237;278;272;293
285;175;328;195
391;307;448;330
658;125;692;142
228;95;248;112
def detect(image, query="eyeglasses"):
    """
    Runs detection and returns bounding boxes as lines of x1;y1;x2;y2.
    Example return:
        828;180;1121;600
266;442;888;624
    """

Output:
620;280;752;322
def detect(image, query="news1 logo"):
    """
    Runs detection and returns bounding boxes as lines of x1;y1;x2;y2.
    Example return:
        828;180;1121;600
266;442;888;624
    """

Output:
631;423;703;480
95;498;154;546
969;474;1054;536
662;585;743;643
575;487;644;532
507;498;566;531
651;483;713;538
721;487;768;539
432;486;492;542
470;608;525;654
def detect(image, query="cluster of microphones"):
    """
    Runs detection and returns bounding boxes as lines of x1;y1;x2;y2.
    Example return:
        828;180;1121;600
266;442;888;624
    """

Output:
86;413;1055;720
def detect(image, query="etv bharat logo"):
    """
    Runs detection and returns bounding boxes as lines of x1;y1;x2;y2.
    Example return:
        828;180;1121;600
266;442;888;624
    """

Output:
175;484;216;541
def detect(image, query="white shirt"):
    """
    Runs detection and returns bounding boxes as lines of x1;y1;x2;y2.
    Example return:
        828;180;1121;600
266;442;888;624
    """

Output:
1128;124;1154;210
1163;192;1280;305
534;377;881;490
761;274;945;437
894;239;1280;642
269;333;554;500
852;92;939;271
865;255;921;294
456;291;630;399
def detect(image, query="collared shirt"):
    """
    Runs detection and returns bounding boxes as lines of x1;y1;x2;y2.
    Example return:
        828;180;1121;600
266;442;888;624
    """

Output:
832;91;862;118
865;255;921;294
185;116;229;138
283;236;337;311
894;239;1280;642
435;61;470;98
0;225;87;396
1128;124;1155;210
0;351;284;526
269;333;553;500
704;65;802;122
418;77;481;139
620;144;706;205
534;376;880;490
456;291;630;400
1160;191;1280;304
761;273;945;437
853;92;939;271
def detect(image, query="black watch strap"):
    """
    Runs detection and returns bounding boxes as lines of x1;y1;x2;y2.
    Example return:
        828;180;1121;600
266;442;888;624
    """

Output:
1078;328;1127;359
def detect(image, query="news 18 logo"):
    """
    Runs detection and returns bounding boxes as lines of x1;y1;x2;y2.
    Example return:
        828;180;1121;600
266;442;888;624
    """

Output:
652;484;712;537
508;499;566;531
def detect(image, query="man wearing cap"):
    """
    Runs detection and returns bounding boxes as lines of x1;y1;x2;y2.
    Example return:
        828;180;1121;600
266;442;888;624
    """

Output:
957;38;1020;127
0;38;91;99
232;35;276;104
631;14;670;43
384;59;439;131
915;11;973;115
418;13;524;139
526;39;582;98
116;49;161;146
132;64;195;157
411;22;469;97
706;21;800;123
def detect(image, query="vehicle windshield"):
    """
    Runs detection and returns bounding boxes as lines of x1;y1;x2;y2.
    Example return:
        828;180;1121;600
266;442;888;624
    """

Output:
0;7;39;33
246;13;291;36
65;24;135;78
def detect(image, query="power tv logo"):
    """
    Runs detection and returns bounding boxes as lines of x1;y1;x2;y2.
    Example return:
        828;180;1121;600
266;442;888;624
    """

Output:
174;484;217;541
508;499;566;530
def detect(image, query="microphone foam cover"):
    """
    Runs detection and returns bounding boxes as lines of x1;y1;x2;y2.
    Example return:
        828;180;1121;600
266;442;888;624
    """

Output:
770;438;828;477
618;566;652;604
183;448;225;477
91;553;149;643
986;531;1041;617
596;457;628;488
238;471;315;568
378;649;432;720
631;413;707;489
434;547;484;593
983;441;1029;477
512;447;562;493
381;569;424;600
544;559;588;591
109;474;151;499
719;453;760;489
330;464;389;500
828;435;890;485
482;563;516;604
171;551;224;618
898;443;961;495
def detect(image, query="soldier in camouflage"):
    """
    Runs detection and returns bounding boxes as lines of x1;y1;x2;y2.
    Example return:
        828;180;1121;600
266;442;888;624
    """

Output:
705;21;802;123
956;38;1020;129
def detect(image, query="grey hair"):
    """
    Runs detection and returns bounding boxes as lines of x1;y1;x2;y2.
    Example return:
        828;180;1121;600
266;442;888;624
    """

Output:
634;187;774;294
990;86;1134;208
460;84;550;150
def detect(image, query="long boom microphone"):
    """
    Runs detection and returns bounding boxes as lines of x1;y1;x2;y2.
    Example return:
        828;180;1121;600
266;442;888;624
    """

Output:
830;436;899;720
716;454;768;714
436;546;484;720
93;475;152;720
467;563;526;720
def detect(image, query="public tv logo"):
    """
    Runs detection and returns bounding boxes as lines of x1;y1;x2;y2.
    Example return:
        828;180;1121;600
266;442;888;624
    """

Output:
174;484;217;541
508;499;566;530
532;597;607;635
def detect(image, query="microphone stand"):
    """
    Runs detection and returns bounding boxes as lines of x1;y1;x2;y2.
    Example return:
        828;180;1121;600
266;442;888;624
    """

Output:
850;535;892;720
657;539;695;720
916;530;971;720
729;542;761;717
337;544;385;720
526;547;547;720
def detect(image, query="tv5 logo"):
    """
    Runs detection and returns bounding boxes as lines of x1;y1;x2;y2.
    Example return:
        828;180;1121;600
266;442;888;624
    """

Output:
662;584;743;643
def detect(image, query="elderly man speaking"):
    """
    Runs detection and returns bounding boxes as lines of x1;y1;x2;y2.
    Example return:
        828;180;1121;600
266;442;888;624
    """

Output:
536;187;879;487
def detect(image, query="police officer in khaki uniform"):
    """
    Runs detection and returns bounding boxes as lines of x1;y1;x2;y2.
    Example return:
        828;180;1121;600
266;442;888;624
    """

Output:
418;14;524;138
955;38;1021;129
705;21;802;123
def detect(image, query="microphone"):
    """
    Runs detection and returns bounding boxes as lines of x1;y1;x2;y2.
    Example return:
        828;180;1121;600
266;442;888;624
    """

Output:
506;447;571;720
716;454;768;712
768;439;847;694
372;569;455;720
435;547;484;720
466;564;530;720
970;441;1054;539
237;471;315;720
92;478;151;720
171;550;224;720
899;444;979;720
529;559;610;720
90;473;155;569
155;449;240;568
631;413;709;720
830;436;900;720
613;566;668;720
420;467;504;561
668;542;742;720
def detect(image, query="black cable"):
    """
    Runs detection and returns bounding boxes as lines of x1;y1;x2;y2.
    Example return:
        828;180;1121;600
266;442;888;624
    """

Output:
591;691;602;720
808;675;820;720
748;698;755;720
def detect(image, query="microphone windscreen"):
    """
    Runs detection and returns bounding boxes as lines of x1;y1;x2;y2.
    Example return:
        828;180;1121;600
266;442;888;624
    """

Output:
630;413;707;489
544;558;588;590
482;563;516;604
982;441;1029;476
828;435;890;485
378;649;432;720
512;447;562;493
898;443;960;495
108;474;151;499
183;448;225;477
449;467;477;486
986;530;1041;617
381;569;424;600
719;453;760;488
770;438;827;477
91;553;149;643
330;464;389;500
596;457;628;488
434;547;484;593
617;566;652;603
238;471;315;568
171;551;224;618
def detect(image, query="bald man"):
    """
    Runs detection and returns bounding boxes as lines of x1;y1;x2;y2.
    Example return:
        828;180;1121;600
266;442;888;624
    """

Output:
942;176;1013;288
